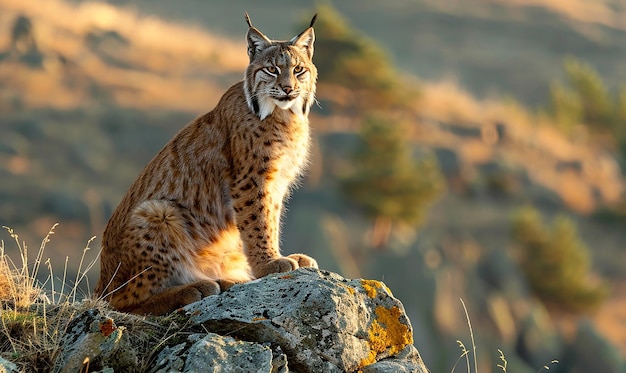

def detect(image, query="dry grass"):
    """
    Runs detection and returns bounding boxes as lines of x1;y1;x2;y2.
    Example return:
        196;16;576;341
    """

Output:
451;299;560;373
0;225;199;372
0;226;56;309
0;224;96;370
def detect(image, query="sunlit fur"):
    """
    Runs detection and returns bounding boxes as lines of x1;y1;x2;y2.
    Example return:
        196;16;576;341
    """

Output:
244;24;317;120
94;16;319;315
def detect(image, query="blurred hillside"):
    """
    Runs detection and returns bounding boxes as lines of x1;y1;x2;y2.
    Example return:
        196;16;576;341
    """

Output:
70;0;626;107
2;0;626;371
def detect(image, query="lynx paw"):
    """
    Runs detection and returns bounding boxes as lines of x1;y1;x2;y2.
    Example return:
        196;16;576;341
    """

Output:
286;253;318;269
180;280;221;304
217;279;246;292
254;254;318;277
255;257;299;277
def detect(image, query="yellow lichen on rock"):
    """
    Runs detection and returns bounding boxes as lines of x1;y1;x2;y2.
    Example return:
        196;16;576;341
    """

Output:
360;279;393;298
359;305;413;367
361;280;379;298
337;282;356;295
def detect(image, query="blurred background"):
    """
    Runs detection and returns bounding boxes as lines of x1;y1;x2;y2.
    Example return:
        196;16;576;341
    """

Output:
1;0;626;371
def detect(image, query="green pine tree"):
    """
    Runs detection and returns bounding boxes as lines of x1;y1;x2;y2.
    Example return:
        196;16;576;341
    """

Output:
563;58;614;128
306;4;417;110
548;81;583;133
511;207;608;314
548;58;617;134
340;115;444;247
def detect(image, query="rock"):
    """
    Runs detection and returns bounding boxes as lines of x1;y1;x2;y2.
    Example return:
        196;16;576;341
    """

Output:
53;308;139;373
184;268;427;373
150;339;187;372
0;356;18;373
150;333;281;373
360;345;426;373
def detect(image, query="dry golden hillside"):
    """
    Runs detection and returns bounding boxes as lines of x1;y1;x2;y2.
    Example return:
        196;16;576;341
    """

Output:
0;0;247;111
414;81;625;213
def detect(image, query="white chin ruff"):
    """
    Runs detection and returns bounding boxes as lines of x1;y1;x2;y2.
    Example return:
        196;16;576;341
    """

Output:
257;96;304;120
257;97;276;120
274;98;296;110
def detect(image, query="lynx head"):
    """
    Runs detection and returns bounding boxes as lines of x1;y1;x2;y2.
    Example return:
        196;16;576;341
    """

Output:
243;13;318;120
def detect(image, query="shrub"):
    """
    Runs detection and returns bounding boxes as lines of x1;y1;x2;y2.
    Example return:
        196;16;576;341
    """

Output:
308;4;417;110
548;57;622;136
511;207;608;314
340;115;444;236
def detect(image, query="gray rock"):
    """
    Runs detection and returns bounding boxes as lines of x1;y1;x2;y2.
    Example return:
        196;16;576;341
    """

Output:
0;356;18;373
151;333;278;373
185;333;274;373
53;308;139;373
150;341;188;372
360;345;427;373
270;346;289;373
184;268;426;373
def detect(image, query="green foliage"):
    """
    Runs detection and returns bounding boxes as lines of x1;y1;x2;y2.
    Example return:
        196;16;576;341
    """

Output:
340;115;444;227
547;57;626;165
617;87;626;125
309;4;416;109
548;81;584;132
511;207;608;314
562;58;614;128
310;4;437;231
548;57;624;134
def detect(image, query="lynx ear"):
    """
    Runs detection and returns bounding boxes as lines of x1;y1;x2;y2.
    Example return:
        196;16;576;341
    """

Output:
244;11;253;28
245;12;272;60
290;14;316;59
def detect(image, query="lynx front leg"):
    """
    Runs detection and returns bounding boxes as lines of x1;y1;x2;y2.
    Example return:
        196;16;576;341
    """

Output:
232;180;317;278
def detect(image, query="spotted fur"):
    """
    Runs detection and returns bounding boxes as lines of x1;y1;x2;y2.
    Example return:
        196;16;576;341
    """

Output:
94;14;318;315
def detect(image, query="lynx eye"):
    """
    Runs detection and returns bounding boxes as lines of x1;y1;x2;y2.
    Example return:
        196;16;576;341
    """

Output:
294;66;305;74
265;66;278;75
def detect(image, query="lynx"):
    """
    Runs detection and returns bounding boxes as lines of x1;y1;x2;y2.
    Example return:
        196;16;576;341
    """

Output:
94;13;319;315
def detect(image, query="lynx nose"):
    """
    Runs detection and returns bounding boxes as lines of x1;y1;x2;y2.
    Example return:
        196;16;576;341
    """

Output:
281;85;293;95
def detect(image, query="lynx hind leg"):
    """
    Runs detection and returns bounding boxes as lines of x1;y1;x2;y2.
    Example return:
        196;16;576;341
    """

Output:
121;280;220;315
108;200;221;315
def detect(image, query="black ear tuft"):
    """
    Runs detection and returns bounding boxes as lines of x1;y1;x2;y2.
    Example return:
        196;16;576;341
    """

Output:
309;14;318;28
244;12;253;28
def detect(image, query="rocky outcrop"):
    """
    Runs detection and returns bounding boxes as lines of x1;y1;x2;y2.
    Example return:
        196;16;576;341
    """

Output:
183;268;423;372
4;268;427;372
